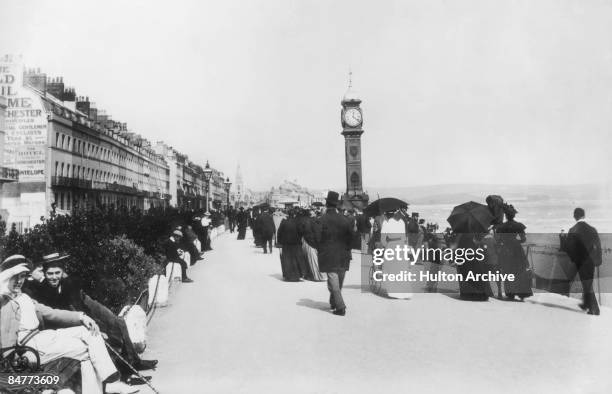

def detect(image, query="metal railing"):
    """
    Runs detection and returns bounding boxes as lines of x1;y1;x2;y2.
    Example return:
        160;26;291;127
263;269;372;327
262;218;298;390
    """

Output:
51;176;92;189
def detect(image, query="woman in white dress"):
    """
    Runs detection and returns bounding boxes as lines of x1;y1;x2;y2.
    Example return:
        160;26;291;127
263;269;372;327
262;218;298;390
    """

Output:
379;211;413;299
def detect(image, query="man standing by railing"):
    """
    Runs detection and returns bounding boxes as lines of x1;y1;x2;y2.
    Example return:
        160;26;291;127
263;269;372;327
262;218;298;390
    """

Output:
560;208;602;315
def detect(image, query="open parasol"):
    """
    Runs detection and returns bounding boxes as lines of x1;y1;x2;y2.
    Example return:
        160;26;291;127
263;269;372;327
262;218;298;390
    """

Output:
363;197;408;217
447;201;495;233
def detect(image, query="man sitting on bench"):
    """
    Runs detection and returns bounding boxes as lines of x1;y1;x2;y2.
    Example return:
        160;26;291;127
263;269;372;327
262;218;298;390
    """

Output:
23;253;158;384
0;255;137;394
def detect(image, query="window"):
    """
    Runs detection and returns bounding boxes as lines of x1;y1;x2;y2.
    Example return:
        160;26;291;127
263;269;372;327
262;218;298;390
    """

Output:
77;140;81;153
61;135;65;149
67;137;71;151
55;161;59;176
60;163;65;177
55;133;60;147
66;164;71;178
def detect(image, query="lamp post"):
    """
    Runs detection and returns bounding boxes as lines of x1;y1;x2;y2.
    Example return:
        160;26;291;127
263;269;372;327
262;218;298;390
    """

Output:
223;177;232;209
203;161;213;213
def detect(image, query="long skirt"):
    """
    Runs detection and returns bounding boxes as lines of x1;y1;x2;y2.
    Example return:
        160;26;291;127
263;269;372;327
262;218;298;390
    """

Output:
280;244;308;281
302;239;327;281
499;244;533;299
381;240;413;299
457;260;493;301
237;225;246;240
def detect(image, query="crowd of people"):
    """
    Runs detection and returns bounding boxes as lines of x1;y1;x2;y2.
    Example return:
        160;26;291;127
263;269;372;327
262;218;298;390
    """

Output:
0;193;601;392
371;199;602;316
231;192;603;319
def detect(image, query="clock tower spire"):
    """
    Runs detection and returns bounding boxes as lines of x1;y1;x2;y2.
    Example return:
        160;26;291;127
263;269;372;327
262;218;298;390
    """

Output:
340;73;369;210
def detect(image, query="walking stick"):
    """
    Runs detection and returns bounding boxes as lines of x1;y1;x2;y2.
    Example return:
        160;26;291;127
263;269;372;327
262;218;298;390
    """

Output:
104;340;160;394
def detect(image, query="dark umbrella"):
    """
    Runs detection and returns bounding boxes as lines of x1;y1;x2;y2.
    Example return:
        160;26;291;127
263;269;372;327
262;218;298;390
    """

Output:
447;201;494;233
363;197;408;217
311;202;324;207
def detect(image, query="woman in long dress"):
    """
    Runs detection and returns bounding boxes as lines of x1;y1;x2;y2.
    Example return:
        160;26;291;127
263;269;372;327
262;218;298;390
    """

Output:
277;211;308;281
236;208;248;240
495;205;533;300
379;210;413;299
456;233;493;301
300;211;326;281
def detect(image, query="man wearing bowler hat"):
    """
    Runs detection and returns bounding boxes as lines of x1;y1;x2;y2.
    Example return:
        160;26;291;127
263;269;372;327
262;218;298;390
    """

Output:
313;191;353;316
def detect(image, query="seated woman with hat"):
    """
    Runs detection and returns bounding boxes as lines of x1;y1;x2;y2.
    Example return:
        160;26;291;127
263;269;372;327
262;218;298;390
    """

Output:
0;255;138;394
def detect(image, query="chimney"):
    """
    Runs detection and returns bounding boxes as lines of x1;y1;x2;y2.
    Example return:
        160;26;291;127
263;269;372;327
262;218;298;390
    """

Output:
76;96;90;115
97;109;108;123
63;87;76;102
23;68;47;92
46;76;65;100
89;100;98;121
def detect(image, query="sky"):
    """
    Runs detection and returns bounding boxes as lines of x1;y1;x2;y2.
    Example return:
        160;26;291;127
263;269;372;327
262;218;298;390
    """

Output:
1;0;611;191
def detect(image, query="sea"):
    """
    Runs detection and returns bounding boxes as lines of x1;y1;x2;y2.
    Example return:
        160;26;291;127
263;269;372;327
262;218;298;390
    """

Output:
411;198;612;234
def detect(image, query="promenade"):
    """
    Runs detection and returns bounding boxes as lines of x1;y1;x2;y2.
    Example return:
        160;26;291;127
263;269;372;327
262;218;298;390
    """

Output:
141;230;612;394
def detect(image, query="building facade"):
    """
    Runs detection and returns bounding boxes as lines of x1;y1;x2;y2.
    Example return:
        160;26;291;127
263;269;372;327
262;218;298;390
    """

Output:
265;180;324;208
0;55;230;231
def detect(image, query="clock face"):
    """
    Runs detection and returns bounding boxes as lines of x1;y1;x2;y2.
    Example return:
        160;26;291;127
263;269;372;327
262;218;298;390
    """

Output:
344;108;362;127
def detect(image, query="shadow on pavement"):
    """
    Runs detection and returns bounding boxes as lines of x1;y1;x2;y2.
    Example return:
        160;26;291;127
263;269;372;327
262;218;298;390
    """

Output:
296;298;331;312
525;299;584;314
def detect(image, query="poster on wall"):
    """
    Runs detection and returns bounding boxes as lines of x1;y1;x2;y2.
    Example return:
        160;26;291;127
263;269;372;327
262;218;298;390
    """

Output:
0;55;47;182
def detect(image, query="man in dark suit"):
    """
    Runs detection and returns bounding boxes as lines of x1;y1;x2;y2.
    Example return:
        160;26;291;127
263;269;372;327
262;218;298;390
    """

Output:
257;208;276;254
313;191;353;316
560;208;602;315
164;230;193;283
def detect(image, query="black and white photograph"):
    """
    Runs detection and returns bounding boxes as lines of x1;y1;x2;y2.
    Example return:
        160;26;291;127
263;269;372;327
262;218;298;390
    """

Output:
0;1;611;393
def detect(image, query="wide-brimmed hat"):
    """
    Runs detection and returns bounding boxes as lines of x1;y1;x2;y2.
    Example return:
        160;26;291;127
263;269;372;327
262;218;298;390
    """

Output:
0;255;32;275
325;191;340;207
41;253;70;271
172;230;183;237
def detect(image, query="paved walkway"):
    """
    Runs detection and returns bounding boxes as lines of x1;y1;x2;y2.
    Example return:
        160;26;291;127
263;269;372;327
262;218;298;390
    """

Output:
140;230;612;394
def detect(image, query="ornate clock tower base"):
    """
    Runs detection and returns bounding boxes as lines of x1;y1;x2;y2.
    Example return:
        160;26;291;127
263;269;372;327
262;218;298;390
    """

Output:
340;76;369;211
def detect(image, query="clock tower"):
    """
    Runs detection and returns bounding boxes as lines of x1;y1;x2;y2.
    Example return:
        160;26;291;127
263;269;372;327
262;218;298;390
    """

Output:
340;73;369;210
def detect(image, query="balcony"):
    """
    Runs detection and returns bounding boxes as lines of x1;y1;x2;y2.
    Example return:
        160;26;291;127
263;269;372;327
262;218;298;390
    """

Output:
0;167;19;183
106;182;138;195
90;179;138;195
52;176;92;189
